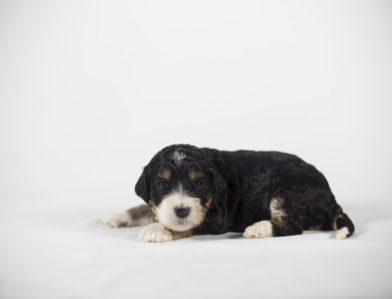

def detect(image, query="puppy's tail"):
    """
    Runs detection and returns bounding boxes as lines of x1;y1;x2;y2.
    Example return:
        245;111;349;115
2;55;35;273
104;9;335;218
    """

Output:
330;204;355;239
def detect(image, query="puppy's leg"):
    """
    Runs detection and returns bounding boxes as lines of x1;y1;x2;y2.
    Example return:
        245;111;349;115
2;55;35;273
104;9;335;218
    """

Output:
243;197;303;238
139;223;193;243
102;204;155;228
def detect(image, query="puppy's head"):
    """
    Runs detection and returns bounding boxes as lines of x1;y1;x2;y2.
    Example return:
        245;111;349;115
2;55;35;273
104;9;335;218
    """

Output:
135;144;225;232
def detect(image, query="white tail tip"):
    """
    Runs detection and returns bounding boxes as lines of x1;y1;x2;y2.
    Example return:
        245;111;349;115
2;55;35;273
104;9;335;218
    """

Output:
336;227;350;239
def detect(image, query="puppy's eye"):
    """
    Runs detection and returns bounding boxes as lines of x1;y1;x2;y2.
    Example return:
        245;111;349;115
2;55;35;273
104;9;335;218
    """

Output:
156;180;167;188
194;180;204;187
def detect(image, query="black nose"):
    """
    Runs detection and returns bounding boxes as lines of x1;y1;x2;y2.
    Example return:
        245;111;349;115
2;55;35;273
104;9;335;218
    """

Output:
174;207;190;218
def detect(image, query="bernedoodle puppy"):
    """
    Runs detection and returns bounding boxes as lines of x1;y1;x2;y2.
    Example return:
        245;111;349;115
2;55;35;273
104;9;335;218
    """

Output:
103;144;354;242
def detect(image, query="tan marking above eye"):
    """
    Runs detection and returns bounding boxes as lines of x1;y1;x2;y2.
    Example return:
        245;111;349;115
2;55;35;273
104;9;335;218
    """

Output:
158;168;171;180
189;170;204;180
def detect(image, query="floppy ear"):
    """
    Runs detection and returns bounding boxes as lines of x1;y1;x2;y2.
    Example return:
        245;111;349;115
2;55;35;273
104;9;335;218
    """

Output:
135;165;152;204
210;167;227;195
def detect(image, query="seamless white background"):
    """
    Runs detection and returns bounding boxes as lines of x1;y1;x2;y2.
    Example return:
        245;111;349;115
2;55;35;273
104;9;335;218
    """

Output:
1;1;392;298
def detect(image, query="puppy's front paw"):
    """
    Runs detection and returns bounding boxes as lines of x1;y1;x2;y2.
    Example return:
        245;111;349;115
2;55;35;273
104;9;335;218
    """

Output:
139;223;173;243
102;212;131;228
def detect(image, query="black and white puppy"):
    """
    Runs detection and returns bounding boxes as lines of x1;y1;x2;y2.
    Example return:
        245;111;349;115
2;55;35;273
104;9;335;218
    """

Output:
103;144;354;242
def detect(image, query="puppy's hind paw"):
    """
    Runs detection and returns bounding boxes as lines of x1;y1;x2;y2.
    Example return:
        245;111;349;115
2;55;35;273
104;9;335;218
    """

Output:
243;221;273;239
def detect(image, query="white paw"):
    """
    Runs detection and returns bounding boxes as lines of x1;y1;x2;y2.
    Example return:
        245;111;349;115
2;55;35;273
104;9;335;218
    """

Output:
243;220;273;239
336;227;349;239
139;223;173;243
102;212;131;228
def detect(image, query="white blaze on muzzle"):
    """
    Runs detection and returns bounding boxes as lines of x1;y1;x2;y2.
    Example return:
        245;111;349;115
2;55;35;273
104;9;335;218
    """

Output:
155;188;206;232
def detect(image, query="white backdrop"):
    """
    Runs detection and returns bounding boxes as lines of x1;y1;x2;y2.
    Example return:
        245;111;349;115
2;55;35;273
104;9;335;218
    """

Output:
1;1;392;298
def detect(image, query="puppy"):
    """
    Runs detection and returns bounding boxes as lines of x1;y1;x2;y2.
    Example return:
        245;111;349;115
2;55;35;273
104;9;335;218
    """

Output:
103;144;354;242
